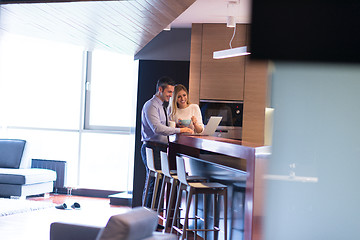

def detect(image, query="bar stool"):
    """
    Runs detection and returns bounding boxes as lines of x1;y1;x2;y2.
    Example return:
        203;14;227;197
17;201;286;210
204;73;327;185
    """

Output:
143;147;163;210
157;151;178;231
171;156;228;240
157;151;208;232
211;175;247;240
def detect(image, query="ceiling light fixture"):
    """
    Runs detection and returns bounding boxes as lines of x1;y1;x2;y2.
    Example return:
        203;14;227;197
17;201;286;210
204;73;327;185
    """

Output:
213;22;251;59
227;16;236;28
213;46;250;59
226;1;237;28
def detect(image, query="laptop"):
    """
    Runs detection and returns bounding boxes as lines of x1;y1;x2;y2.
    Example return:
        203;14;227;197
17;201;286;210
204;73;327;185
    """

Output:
190;116;223;136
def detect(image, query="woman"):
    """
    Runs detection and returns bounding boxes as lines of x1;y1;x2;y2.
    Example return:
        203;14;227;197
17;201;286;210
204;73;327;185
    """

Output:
170;84;204;133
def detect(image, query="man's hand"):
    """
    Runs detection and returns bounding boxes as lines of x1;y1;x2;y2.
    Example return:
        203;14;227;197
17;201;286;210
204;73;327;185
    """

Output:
180;127;194;134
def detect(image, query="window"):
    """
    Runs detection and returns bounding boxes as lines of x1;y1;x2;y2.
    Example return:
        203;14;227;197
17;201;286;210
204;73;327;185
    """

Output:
85;50;138;131
79;132;135;190
0;33;83;130
0;33;138;192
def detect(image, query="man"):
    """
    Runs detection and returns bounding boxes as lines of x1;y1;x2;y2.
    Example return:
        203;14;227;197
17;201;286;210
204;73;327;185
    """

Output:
141;76;193;208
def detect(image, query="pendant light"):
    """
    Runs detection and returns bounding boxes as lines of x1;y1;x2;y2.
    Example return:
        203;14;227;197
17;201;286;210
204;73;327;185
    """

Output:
213;0;250;59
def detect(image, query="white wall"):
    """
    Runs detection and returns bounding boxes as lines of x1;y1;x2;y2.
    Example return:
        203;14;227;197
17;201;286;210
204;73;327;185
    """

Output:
265;62;360;240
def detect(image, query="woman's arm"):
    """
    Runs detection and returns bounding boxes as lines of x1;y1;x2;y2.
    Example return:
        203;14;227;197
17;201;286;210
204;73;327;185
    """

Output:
191;116;203;133
192;104;204;133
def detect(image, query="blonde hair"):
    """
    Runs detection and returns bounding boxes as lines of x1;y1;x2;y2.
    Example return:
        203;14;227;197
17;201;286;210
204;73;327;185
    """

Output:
170;84;191;119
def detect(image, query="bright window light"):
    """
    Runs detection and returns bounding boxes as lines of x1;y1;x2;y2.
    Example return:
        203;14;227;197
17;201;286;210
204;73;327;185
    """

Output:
0;33;137;192
0;33;83;129
88;50;138;129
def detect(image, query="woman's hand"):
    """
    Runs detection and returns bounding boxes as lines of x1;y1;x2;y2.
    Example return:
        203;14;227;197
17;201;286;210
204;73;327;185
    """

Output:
191;116;198;125
177;118;185;128
191;116;203;133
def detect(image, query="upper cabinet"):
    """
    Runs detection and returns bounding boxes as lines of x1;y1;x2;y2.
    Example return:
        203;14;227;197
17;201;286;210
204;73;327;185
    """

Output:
189;23;269;145
242;59;269;145
189;23;248;103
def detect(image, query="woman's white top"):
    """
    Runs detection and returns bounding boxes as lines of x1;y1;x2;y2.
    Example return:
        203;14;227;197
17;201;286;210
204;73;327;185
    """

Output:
171;104;204;132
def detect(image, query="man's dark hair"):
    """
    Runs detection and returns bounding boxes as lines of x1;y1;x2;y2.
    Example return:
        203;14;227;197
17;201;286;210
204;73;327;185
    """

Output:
156;76;176;92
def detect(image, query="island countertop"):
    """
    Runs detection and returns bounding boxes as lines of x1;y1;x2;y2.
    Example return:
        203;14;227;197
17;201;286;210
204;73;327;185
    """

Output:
168;134;271;240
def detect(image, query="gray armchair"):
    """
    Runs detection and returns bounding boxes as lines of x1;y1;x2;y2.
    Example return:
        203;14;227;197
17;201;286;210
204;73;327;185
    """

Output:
50;207;177;240
0;139;56;198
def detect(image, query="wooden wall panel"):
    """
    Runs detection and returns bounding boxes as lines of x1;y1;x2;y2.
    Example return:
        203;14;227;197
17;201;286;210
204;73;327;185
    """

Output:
188;24;203;105
242;59;269;145
200;24;247;100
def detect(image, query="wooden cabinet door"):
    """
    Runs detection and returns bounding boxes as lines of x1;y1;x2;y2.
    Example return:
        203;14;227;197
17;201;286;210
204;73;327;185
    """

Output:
200;24;247;100
242;59;269;145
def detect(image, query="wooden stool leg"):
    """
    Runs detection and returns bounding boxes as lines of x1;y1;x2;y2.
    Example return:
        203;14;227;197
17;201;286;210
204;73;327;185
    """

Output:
151;173;162;210
143;170;152;207
165;178;178;232
157;176;167;215
171;183;183;234
157;175;170;218
214;193;219;240
182;187;194;240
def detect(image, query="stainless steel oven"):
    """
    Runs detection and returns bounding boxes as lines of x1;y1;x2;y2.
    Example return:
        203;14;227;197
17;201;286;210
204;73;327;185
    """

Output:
199;100;243;140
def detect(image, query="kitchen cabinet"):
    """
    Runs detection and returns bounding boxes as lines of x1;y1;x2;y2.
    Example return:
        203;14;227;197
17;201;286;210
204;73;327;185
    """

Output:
242;59;269;144
189;23;269;145
200;24;247;100
189;23;247;102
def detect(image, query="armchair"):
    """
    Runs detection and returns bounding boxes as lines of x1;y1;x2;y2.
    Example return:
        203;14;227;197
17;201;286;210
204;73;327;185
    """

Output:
0;139;56;198
50;207;177;240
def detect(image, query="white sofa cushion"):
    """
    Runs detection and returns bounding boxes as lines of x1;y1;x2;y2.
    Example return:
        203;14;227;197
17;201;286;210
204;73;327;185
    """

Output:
0;168;56;184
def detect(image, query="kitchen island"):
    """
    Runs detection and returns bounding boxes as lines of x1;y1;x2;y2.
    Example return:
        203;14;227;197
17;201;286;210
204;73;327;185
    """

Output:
168;134;270;240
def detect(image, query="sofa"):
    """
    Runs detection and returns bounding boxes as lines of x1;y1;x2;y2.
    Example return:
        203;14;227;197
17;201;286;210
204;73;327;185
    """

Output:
0;139;57;198
50;207;177;240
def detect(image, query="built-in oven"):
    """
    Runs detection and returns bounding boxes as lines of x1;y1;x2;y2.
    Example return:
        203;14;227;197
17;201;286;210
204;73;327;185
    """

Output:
199;100;243;140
